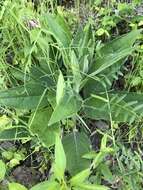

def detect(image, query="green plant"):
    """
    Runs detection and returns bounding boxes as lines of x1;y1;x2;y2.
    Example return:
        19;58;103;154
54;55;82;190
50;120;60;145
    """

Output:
0;5;143;168
0;15;142;117
8;134;111;190
1;1;143;189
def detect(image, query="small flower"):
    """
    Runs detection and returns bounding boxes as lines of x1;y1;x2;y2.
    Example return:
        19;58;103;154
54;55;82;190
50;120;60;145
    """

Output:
27;19;40;29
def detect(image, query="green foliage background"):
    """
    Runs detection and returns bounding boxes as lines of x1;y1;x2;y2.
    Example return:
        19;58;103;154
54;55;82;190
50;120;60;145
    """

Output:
0;0;143;189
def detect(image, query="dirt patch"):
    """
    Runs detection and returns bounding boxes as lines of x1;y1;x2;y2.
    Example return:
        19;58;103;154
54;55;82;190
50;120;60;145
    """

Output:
11;166;41;188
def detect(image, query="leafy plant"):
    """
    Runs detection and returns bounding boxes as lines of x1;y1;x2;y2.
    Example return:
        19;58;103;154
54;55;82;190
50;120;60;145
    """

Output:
0;9;142;165
0;14;142;125
10;134;109;190
0;1;143;189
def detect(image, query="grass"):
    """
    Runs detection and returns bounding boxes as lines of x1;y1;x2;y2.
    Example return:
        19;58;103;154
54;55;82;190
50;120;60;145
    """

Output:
0;0;143;190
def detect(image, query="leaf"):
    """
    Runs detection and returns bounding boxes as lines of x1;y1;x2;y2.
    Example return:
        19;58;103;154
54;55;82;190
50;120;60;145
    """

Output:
100;134;108;150
72;24;94;59
54;134;66;180
10;65;55;88
8;183;27;190
100;164;114;182
46;14;71;47
56;71;65;105
63;132;91;175
78;183;109;190
84;30;141;95
49;89;82;126
0;115;12;129
30;181;60;190
93;152;108;169
0;83;48;109
84;92;143;123
0;160;6;181
70;169;90;186
30;107;60;147
92;30;141;74
0;127;30;141
56;14;72;40
84;137;113;169
99;30;141;56
83;151;97;160
70;51;82;93
90;48;133;76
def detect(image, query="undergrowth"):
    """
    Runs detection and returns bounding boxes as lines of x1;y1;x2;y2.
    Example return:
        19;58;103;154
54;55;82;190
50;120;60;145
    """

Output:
0;0;143;190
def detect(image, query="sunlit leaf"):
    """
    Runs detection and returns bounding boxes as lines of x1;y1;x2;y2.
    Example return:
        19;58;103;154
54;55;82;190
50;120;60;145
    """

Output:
8;183;27;190
56;71;65;105
49;89;82;126
30;181;60;190
54;134;66;180
30;107;60;147
70;169;90;186
0;160;6;181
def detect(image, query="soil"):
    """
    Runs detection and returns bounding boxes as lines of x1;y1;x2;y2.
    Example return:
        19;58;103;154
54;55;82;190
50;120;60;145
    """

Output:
11;166;41;188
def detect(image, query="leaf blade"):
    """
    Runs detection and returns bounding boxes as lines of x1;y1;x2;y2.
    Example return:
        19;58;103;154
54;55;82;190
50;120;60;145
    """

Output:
0;160;6;181
54;134;66;180
63;132;91;175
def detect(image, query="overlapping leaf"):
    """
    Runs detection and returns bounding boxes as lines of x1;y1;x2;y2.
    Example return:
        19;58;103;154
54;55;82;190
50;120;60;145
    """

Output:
63;132;91;175
29;107;60;147
0;83;48;109
49;87;82;126
46;13;71;47
84;92;143;122
84;30;141;95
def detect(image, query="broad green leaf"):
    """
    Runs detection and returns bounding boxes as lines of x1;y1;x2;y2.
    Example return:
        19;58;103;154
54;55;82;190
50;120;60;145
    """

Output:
100;30;141;55
8;183;27;190
10;65;55;88
85;48;132;95
30;65;55;87
93;29;141;74
70;169;90;186
54;134;66;180
0;83;48;109
0;127;30;141
30;107;60;147
63;132;91;175
84;92;143;123
0;160;6;181
46;14;71;47
84;30;141;95
56;14;72;40
78;183;109;190
49;89;82;126
56;71;65;105
30;181;60;190
91;48;133;76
